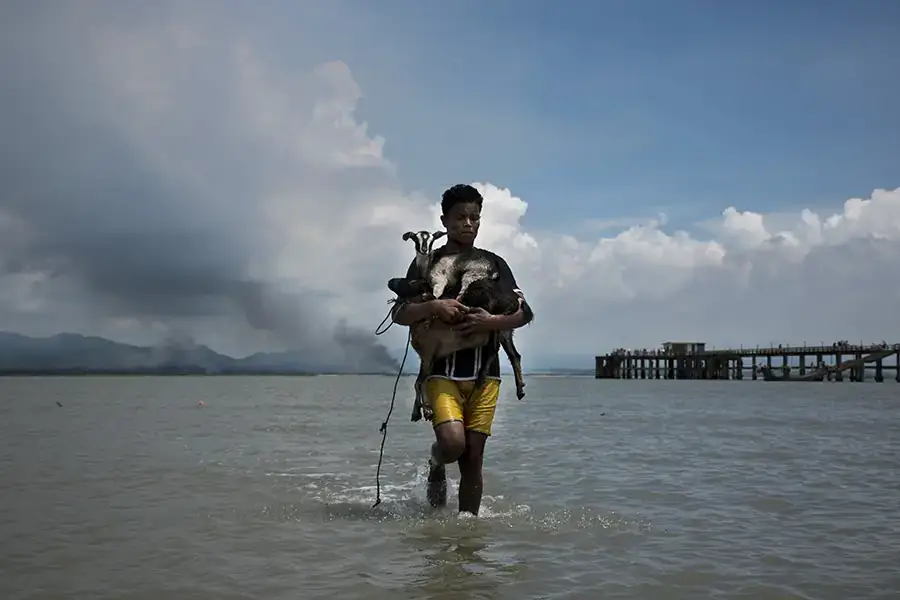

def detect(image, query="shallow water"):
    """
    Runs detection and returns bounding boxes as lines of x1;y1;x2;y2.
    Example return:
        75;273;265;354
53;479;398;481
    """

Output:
1;375;898;599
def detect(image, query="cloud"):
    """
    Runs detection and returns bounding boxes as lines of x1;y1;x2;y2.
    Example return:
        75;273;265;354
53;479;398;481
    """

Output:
494;185;900;360
0;3;416;370
1;4;898;370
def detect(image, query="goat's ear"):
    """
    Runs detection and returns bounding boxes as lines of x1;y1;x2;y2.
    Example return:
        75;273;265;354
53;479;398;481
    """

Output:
432;230;447;240
402;231;414;241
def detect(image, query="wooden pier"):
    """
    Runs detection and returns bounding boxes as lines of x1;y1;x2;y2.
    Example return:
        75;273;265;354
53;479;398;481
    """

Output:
595;341;900;382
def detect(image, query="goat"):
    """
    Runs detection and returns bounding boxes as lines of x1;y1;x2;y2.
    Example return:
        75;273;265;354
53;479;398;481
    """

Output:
389;230;528;423
430;248;529;401
389;230;493;422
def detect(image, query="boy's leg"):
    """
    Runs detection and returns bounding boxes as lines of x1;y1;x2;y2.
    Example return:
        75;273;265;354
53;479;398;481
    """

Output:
457;431;488;515
456;379;499;515
425;378;467;507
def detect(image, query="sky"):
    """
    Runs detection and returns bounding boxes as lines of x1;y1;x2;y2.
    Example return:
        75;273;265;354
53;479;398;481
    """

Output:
0;0;898;369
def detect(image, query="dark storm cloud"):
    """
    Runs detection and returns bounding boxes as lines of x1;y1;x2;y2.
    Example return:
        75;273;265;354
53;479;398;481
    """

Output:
0;3;399;371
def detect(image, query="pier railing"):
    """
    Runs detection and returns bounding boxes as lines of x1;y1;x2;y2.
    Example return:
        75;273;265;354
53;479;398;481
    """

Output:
602;343;900;358
595;342;900;382
699;343;899;356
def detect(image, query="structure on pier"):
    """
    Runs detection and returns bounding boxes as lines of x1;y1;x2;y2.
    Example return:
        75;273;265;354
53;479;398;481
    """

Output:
595;342;900;382
662;341;706;355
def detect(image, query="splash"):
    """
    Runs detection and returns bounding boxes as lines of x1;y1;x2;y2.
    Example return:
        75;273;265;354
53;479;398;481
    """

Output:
258;464;653;534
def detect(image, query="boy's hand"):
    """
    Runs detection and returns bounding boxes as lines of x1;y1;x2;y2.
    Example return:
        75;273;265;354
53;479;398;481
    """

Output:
454;307;495;335
430;299;468;324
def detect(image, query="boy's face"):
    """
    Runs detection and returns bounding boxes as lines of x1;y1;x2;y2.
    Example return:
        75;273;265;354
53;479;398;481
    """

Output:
441;202;481;245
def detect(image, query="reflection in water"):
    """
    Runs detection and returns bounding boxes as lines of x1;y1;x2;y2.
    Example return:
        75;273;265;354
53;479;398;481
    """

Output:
402;518;527;600
282;464;650;598
249;462;652;599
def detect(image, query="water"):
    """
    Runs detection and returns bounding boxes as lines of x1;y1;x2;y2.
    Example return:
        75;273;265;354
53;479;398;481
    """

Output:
1;375;898;599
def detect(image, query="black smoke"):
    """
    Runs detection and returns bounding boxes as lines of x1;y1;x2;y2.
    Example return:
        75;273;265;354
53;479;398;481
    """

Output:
0;3;399;373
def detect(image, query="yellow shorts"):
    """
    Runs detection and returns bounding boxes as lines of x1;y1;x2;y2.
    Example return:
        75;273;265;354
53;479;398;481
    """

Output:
425;377;500;436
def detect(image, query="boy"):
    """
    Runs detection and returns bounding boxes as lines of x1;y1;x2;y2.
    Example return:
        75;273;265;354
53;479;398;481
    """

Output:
391;184;533;515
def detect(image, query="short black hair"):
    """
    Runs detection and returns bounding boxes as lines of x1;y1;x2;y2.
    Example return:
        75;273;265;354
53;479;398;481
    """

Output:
441;184;483;216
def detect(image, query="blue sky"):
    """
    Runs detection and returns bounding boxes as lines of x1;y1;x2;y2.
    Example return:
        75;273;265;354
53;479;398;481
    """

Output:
234;0;900;233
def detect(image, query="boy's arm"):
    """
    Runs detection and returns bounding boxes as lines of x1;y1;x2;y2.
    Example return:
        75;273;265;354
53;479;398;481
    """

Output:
491;254;533;330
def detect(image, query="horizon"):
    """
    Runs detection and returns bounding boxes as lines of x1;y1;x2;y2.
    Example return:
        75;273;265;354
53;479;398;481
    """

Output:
3;330;898;374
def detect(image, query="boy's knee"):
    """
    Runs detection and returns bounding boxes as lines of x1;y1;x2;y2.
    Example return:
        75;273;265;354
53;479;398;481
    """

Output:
434;425;466;462
438;438;466;463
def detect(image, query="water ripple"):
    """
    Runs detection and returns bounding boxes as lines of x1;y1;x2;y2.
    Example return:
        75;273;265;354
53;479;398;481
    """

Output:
1;376;898;599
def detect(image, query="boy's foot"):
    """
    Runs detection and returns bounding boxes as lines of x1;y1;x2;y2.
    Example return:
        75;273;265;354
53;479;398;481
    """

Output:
426;458;447;507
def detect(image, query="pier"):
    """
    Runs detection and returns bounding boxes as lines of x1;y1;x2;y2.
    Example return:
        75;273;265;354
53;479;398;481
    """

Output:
595;341;900;382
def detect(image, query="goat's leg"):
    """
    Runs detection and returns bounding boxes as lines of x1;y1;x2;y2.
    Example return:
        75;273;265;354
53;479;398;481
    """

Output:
499;331;526;400
455;269;483;302
429;270;453;300
430;282;446;300
427;257;458;300
411;368;422;422
411;358;434;422
476;354;500;392
473;332;498;390
411;345;437;422
410;322;435;423
420;359;435;421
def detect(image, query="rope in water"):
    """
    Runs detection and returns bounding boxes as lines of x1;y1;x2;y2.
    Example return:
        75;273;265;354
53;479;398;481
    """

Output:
371;302;411;508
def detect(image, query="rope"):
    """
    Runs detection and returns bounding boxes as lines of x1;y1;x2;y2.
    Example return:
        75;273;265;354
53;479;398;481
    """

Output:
371;301;411;508
374;302;397;336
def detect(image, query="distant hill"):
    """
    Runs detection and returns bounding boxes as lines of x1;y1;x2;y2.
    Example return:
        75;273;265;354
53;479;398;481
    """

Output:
0;331;598;376
0;332;389;375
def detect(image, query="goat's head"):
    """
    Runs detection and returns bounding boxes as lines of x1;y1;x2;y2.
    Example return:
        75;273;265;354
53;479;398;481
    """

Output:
402;230;446;260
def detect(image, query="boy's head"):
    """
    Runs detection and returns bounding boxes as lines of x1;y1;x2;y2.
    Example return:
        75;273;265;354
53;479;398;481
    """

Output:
440;184;483;246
